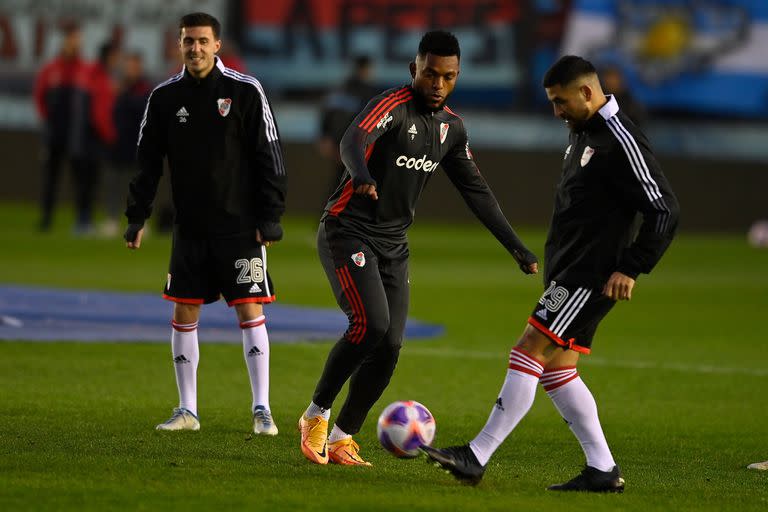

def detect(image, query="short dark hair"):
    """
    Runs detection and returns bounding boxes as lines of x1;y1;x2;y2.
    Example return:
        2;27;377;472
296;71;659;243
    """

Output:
179;12;221;39
542;55;597;88
418;30;460;59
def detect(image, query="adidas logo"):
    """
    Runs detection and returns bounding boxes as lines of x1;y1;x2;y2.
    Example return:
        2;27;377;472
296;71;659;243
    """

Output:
408;123;418;140
249;283;262;293
247;346;262;357
176;107;189;123
376;111;393;130
174;354;190;364
495;397;505;411
536;308;548;320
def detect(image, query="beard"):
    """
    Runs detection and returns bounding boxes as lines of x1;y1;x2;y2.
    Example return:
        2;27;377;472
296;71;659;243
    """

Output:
564;118;584;131
561;107;590;131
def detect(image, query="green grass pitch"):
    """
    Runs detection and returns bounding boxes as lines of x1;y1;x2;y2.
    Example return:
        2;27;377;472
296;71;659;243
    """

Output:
0;202;766;511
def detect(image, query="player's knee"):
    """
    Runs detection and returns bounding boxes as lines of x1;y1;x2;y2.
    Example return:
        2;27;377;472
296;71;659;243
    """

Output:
364;313;390;343
173;303;201;324
384;343;401;368
234;302;263;323
381;331;403;353
344;310;389;344
516;325;558;362
373;338;401;375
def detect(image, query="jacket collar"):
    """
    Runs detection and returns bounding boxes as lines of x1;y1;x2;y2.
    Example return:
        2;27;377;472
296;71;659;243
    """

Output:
597;94;619;121
581;94;619;132
183;56;224;88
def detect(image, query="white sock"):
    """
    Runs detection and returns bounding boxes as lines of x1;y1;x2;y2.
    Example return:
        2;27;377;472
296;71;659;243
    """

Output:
305;401;331;421
171;320;199;416
469;347;544;466
542;368;616;472
328;424;350;443
241;316;270;412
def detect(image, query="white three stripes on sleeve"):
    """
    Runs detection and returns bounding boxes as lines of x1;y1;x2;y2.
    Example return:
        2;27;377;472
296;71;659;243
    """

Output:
222;69;286;176
606;117;671;234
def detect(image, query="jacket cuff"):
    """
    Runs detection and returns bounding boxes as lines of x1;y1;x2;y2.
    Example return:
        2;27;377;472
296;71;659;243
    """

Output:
616;265;640;280
258;212;282;223
352;176;377;188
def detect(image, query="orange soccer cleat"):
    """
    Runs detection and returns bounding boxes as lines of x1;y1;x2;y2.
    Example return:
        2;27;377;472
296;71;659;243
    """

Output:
298;414;329;465
328;437;372;466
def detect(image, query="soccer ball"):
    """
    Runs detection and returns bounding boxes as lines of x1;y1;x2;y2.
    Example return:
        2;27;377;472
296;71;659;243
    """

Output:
748;220;768;248
377;400;436;458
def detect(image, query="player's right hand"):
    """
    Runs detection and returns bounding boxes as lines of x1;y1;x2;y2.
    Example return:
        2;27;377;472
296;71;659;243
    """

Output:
513;249;539;275
124;223;145;249
602;271;635;301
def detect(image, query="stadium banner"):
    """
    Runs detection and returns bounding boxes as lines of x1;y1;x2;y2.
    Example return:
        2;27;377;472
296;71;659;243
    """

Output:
562;0;768;118
240;0;526;100
0;0;228;81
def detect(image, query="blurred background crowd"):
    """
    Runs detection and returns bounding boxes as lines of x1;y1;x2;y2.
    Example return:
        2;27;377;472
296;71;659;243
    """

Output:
0;0;766;239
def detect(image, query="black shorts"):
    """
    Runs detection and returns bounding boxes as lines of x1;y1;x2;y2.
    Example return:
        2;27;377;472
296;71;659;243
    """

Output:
527;280;614;354
163;231;275;306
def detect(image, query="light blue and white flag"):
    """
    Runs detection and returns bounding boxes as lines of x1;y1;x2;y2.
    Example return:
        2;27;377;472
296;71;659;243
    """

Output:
562;0;768;118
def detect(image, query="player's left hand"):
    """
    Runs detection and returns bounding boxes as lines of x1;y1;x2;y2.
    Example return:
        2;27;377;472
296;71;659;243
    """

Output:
603;272;635;301
124;223;145;249
256;231;270;247
256;222;283;247
355;183;378;200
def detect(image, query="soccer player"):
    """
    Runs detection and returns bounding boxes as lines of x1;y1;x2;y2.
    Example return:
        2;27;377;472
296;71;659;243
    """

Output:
423;55;680;492
298;31;539;466
124;12;286;435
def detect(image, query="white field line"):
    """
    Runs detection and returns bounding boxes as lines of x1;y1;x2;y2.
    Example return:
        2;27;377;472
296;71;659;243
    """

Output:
402;347;768;377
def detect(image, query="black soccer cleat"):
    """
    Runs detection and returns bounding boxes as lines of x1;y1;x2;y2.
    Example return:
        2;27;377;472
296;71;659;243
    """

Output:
547;465;625;493
421;444;486;486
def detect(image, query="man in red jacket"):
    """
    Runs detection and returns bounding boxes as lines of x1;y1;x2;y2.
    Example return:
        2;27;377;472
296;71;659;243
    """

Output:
34;22;87;232
33;24;118;234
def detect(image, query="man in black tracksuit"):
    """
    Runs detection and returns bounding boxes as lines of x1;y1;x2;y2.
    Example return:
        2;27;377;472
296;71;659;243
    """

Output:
124;13;286;435
424;56;679;492
298;31;539;466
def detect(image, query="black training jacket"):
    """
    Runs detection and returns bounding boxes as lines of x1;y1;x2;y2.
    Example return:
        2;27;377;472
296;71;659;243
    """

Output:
126;58;286;237
323;84;535;265
544;95;679;288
